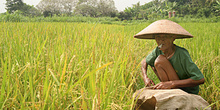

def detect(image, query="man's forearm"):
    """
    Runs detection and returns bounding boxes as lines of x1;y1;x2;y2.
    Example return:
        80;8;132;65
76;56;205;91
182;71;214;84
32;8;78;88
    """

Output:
172;78;205;88
141;59;148;80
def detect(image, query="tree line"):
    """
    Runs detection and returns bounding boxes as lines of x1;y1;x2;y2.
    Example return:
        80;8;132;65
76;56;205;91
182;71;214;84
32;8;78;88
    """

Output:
119;0;220;20
5;0;117;17
3;0;220;20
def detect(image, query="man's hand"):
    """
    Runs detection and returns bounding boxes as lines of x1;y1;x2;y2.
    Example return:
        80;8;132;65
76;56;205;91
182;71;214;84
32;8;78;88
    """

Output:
153;81;175;89
144;78;155;87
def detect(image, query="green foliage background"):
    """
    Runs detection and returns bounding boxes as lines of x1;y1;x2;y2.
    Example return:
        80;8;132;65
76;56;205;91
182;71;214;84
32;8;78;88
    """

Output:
2;0;220;20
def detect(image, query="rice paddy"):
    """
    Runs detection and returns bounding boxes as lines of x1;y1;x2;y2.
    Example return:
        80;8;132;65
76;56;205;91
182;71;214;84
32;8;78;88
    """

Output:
0;22;219;109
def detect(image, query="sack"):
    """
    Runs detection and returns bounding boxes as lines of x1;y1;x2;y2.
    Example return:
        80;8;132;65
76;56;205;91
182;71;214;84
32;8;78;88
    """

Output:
133;88;211;110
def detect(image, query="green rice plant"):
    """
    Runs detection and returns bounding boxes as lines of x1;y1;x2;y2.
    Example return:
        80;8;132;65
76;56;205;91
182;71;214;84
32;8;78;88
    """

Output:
0;22;219;109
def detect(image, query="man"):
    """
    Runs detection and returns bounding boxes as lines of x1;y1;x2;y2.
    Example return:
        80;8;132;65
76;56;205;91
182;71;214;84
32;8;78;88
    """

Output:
134;20;205;94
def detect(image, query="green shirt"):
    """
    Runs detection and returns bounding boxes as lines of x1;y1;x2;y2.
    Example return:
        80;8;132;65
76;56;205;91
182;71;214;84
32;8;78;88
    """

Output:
146;45;204;94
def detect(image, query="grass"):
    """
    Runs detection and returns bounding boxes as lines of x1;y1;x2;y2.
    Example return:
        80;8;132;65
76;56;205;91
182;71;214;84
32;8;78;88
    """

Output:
0;22;219;109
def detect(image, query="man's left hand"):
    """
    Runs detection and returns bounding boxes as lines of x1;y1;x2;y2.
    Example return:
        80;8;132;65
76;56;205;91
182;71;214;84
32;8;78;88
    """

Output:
153;81;176;89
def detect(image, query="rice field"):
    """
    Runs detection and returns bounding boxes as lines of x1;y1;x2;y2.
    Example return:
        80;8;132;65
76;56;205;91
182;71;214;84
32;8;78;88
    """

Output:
0;22;219;109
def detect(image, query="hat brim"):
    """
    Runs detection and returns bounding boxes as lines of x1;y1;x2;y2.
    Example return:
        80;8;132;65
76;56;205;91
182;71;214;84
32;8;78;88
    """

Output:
134;33;193;39
134;19;194;39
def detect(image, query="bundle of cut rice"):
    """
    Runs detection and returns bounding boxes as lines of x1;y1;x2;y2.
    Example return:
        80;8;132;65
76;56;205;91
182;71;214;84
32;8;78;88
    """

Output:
133;88;211;110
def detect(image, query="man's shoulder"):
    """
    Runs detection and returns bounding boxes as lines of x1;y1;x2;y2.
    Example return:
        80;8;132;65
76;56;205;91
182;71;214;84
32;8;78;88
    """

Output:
176;45;188;51
176;45;189;54
175;45;191;58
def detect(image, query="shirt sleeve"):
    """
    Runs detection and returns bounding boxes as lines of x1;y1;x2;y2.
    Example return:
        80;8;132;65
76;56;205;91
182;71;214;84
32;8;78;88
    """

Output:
146;48;158;67
181;50;204;80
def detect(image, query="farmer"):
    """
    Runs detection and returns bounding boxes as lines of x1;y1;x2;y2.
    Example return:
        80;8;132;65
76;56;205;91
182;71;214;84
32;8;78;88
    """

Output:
134;20;205;94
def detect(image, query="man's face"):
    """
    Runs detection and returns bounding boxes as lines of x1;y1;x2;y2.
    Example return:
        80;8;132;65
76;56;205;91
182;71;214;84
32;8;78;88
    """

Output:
155;34;175;51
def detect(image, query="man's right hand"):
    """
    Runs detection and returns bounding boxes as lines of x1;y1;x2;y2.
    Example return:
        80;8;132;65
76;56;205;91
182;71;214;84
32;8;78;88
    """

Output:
144;78;155;87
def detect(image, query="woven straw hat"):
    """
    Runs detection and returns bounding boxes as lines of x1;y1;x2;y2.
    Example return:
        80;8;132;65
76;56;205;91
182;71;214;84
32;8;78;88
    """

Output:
134;19;193;39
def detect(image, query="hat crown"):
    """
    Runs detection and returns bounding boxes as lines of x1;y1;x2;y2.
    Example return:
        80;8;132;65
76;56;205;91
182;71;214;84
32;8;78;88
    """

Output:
134;19;193;39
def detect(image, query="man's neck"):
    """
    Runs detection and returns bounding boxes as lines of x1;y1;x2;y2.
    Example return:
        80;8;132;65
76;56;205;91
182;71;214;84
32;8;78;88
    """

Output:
163;44;175;59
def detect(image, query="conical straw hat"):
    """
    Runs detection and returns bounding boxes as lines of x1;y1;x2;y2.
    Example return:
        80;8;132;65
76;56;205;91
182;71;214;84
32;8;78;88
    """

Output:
134;19;193;39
